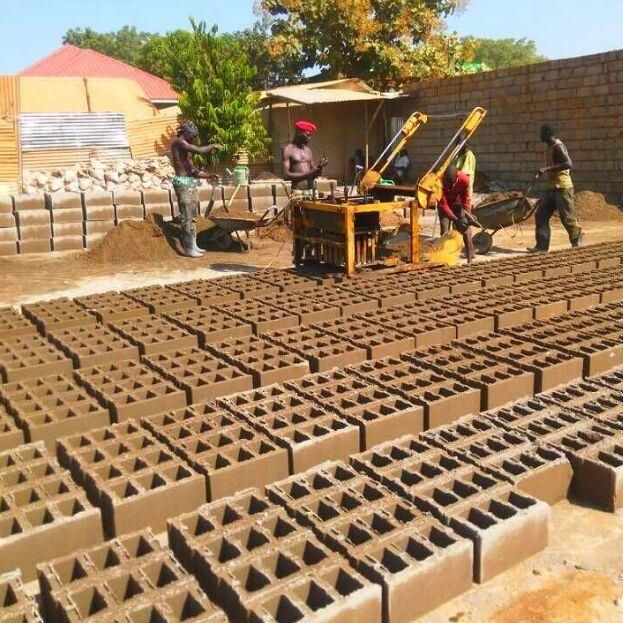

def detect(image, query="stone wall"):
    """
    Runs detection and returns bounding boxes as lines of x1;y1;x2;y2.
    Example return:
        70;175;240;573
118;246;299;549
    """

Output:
395;49;623;204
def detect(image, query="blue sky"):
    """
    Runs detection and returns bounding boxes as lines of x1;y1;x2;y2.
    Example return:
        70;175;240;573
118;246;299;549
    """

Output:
1;0;621;74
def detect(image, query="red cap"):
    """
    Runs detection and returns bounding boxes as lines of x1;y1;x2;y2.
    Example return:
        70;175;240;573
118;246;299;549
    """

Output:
295;120;317;133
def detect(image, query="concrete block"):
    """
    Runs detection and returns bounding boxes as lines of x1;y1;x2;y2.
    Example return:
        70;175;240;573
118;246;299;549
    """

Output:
52;236;85;251
52;208;84;224
85;233;106;248
115;204;144;221
112;189;143;206
18;239;52;254
0;194;13;213
83;190;113;207
13;193;46;211
15;209;51;227
0;213;15;228
48;192;83;210
0;241;17;256
85;205;115;221
52;222;83;237
18;224;52;240
0;227;17;242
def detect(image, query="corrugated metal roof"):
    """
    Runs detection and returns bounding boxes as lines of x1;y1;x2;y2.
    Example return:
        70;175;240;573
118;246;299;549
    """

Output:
19;44;178;102
20;112;129;150
260;78;401;105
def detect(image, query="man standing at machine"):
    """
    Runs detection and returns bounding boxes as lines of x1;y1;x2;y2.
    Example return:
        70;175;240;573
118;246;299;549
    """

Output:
529;124;582;252
171;122;221;258
438;165;476;263
282;121;328;191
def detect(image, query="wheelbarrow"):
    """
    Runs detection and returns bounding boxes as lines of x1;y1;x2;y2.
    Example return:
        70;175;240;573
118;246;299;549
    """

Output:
471;193;539;254
206;207;280;251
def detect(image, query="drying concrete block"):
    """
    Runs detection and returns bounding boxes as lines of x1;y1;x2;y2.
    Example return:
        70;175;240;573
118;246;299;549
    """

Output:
16;209;51;227
113;190;143;206
18;239;51;254
85;205;115;221
52;222;83;237
115;204;144;221
0;227;17;242
53;236;85;251
85;220;115;235
13;193;46;211
18;224;52;240
0;213;15;228
0;241;17;256
143;188;171;204
48;192;83;210
145;204;172;219
85;234;106;248
0;194;13;213
52;208;84;224
83;190;113;206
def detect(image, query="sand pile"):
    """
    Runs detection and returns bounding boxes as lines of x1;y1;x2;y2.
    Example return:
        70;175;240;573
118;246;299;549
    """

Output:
380;211;409;228
83;216;219;264
575;191;623;220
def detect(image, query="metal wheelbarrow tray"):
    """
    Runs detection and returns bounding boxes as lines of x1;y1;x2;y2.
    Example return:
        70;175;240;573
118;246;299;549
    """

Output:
472;194;538;254
206;208;278;250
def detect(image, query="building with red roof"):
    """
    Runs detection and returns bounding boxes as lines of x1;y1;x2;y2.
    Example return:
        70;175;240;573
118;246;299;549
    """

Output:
19;44;178;105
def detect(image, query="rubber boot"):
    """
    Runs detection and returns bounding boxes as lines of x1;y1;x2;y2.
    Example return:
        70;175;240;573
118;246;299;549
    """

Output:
191;235;205;255
181;235;202;258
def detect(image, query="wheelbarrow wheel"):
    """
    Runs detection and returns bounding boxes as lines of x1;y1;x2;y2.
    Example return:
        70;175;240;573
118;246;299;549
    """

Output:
473;231;493;255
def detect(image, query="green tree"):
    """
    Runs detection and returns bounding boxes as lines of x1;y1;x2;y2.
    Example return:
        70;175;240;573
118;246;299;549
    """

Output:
149;20;270;162
63;26;153;67
465;37;547;70
259;0;471;89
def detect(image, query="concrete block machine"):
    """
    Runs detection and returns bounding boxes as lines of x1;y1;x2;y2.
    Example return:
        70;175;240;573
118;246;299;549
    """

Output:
291;107;487;276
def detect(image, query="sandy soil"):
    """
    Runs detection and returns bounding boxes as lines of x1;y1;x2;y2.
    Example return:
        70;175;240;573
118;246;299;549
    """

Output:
422;501;623;623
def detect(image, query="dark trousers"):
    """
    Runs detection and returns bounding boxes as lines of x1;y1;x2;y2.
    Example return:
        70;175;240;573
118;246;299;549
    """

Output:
439;207;475;262
535;187;582;251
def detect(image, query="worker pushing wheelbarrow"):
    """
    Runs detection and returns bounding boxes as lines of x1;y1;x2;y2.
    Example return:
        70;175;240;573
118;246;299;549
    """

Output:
470;191;539;255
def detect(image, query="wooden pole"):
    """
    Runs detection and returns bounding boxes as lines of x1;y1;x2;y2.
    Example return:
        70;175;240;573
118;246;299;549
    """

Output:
364;103;369;170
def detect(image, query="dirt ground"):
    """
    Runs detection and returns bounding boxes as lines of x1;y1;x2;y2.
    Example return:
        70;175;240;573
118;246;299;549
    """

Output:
1;216;621;307
422;501;623;623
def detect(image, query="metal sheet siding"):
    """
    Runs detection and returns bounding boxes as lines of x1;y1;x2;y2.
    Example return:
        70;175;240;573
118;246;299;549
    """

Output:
20;112;129;150
127;115;177;159
22;147;131;171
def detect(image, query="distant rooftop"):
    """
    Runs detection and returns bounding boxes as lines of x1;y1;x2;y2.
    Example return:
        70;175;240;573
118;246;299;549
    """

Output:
19;44;178;103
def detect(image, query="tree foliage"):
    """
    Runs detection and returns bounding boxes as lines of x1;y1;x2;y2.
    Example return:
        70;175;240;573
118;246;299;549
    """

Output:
148;20;270;162
63;26;152;67
259;0;471;89
464;37;547;70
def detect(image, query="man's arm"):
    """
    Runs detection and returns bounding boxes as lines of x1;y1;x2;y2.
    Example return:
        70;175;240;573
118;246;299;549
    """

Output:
537;143;573;177
177;138;222;156
437;193;457;220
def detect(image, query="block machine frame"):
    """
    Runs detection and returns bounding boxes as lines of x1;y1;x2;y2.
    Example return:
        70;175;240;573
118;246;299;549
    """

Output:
291;107;487;277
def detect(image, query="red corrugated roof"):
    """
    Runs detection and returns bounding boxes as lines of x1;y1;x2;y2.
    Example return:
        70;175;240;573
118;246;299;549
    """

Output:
19;44;178;102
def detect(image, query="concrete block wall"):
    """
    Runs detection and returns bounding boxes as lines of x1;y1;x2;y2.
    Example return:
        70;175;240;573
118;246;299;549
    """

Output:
394;49;623;204
0;180;337;256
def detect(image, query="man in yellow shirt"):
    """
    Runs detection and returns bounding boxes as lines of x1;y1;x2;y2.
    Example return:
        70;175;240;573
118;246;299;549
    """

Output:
454;132;476;198
528;124;582;252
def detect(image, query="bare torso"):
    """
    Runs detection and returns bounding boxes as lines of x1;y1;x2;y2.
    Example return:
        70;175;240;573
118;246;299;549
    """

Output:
283;143;315;190
171;137;196;177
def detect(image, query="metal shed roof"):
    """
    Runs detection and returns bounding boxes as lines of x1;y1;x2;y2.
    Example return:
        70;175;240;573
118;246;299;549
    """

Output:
259;78;401;105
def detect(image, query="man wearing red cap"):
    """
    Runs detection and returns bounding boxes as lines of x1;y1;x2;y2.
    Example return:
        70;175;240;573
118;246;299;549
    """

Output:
282;121;328;190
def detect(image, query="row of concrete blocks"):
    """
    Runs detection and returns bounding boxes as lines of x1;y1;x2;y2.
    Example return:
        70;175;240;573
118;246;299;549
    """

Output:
0;276;620;457
0;363;621;606
0;179;340;256
0;292;619;456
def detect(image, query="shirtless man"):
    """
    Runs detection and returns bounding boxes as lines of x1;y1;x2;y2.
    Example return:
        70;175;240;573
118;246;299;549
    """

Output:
171;122;221;258
282;121;328;191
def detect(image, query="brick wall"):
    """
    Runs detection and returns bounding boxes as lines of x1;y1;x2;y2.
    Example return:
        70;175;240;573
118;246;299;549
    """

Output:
395;49;623;204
